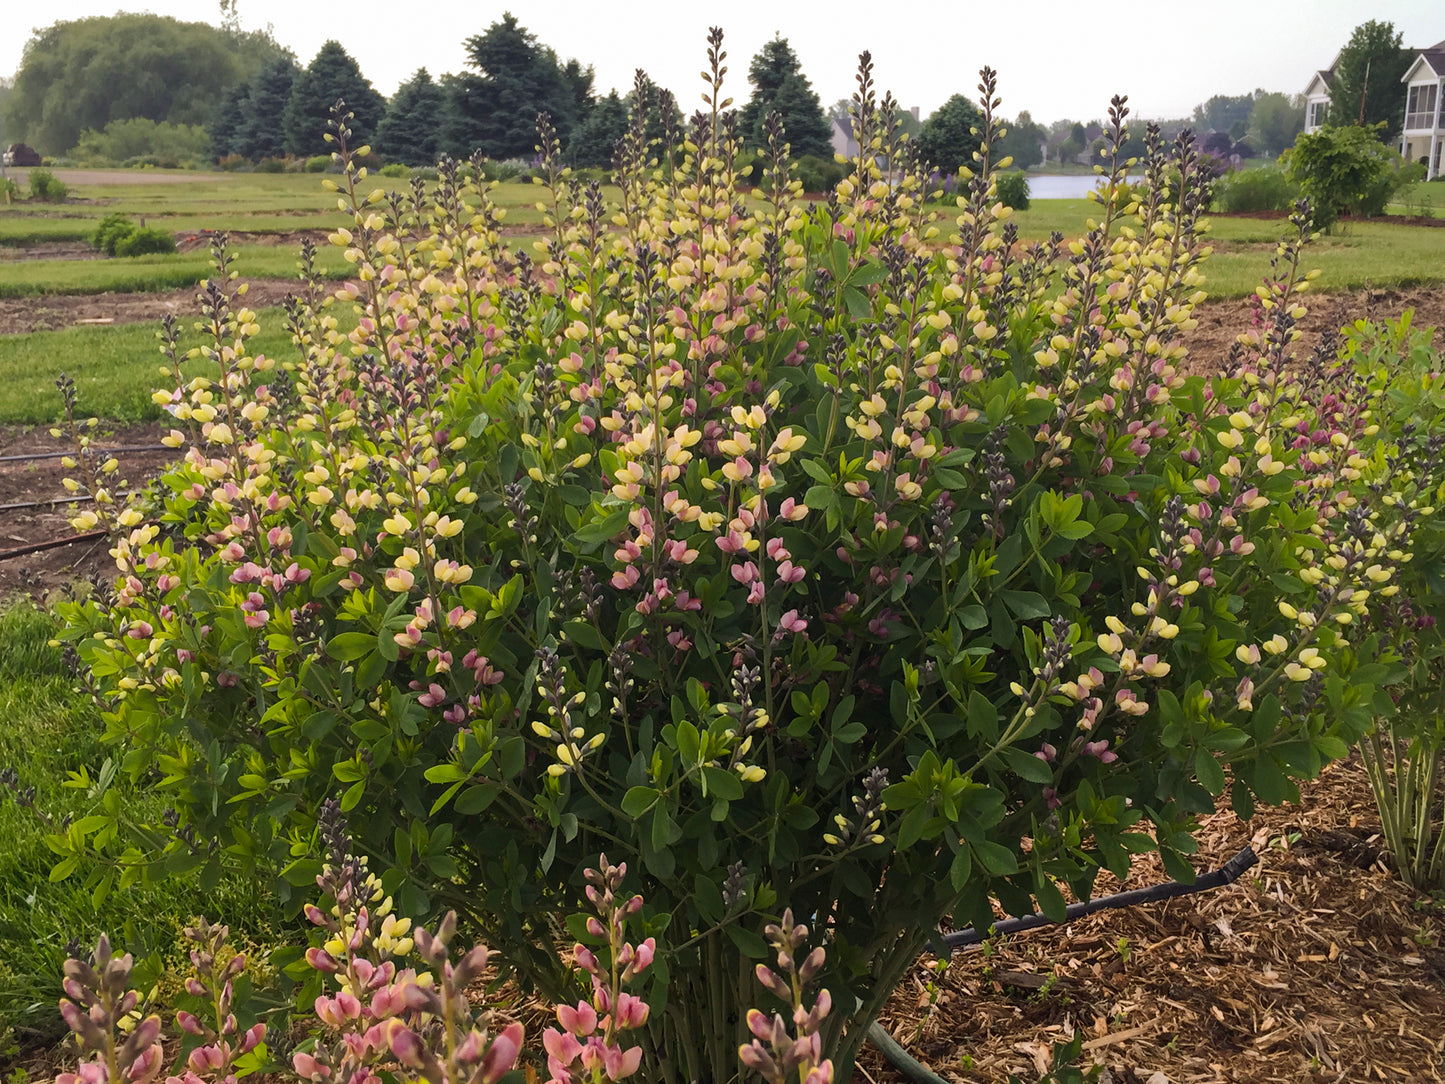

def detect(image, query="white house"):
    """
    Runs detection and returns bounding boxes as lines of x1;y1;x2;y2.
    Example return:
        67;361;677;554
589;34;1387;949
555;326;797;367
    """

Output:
1303;38;1445;178
1400;39;1445;178
1303;62;1336;134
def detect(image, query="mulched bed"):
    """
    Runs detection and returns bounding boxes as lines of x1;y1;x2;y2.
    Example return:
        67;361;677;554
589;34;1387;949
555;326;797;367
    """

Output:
862;754;1445;1084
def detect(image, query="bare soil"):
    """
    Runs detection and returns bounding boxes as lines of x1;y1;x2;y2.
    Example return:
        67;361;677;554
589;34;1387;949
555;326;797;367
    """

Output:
0;278;304;335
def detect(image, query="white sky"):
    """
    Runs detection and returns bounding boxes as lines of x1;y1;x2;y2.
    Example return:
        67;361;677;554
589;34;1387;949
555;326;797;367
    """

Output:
3;1;1442;126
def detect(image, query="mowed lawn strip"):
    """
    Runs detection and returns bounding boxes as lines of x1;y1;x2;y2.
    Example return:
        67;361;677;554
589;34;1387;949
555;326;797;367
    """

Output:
0;308;311;423
0;604;281;1038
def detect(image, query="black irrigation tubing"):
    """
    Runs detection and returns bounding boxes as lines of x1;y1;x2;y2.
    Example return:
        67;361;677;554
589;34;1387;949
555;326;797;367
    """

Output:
0;444;170;465
866;845;1259;1084
0;529;108;562
0;492;134;513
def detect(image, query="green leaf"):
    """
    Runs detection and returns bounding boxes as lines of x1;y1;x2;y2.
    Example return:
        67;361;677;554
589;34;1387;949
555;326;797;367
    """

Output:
700;766;743;800
1194;748;1226;796
971;838;1019;876
1000;746;1053;784
621;786;658;817
326;632;375;661
724;923;771;959
1033;873;1067;923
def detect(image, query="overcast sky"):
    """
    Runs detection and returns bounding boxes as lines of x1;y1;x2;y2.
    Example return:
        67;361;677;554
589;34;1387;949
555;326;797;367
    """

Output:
3;1;1442;126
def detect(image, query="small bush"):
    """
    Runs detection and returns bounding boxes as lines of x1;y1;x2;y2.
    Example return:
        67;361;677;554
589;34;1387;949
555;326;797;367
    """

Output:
27;169;69;202
0;178;19;204
378;162;410;178
412;166;440;181
255;157;287;173
111;226;176;257
995;169;1030;209
92;213;138;256
1213;165;1299;212
305;155;334;173
1283;124;1419;231
216;154;247;172
795;153;846;193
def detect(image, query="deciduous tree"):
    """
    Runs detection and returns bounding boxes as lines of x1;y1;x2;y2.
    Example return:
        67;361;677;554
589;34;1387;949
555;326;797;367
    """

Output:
1327;20;1411;137
3;14;285;155
1247;91;1305;156
917;94;985;175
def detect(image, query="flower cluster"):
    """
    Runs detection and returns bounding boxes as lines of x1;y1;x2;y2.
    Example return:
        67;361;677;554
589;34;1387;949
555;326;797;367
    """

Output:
543;856;655;1084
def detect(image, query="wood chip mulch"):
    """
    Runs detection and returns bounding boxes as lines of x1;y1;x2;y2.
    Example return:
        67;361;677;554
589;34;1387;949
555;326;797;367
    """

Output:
861;754;1445;1084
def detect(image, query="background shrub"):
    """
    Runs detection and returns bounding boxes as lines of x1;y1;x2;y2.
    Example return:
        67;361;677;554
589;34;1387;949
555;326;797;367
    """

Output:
111;226;177;257
995;169;1030;209
1213;165;1300;212
794;152;846;193
1283;124;1419;230
91;213;138;256
255;157;287;173
70;118;208;168
27;169;68;202
305;155;334;173
378;162;410;178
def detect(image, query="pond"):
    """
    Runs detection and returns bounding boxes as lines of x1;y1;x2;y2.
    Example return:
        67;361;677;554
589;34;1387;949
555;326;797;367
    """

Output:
1025;173;1142;200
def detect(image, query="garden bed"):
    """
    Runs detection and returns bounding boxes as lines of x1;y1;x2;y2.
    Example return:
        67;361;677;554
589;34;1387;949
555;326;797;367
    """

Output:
865;755;1445;1083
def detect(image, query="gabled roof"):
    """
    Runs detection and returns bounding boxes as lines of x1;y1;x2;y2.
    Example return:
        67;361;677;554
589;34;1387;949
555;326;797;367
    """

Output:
1305;70;1333;97
1402;41;1445;83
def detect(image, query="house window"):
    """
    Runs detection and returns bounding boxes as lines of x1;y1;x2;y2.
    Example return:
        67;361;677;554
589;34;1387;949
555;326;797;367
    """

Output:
1307;99;1326;129
1406;83;1439;130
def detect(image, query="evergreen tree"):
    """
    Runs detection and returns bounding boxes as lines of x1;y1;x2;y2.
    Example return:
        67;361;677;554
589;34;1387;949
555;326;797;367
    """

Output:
738;37;832;158
917;94;985;175
560;58;596;127
446;13;580;160
1327;20;1411;137
239;57;298;160
283;41;386;158
565;90;628;167
209;79;251;160
376;68;445;166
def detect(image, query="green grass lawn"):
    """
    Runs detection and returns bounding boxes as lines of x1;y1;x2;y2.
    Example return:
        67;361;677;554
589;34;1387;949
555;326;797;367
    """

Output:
0;603;281;1040
0;242;354;298
0;307;332;424
0;171;547;248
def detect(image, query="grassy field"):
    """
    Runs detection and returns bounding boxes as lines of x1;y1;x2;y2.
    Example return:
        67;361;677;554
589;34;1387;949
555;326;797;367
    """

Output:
0;604;281;1038
0;309;309;424
0;170;547;248
1;167;1443;428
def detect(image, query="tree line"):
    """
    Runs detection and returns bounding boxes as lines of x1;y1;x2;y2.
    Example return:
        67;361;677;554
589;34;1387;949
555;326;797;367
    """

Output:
8;11;1402;174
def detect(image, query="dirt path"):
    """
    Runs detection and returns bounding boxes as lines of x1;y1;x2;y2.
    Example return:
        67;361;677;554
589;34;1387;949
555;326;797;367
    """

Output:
0;278;305;335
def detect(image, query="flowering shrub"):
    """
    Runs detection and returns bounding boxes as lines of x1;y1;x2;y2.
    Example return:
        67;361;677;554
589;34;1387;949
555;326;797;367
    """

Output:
50;36;1435;1080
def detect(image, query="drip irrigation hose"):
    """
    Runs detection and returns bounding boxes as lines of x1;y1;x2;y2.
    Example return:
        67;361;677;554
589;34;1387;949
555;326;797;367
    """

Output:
0;492;135;513
0;445;170;465
0;529;107;562
864;845;1258;1084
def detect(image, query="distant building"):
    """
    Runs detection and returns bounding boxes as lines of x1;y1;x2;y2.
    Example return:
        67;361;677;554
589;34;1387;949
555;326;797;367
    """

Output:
830;107;920;161
3;143;42;168
1303;38;1445;178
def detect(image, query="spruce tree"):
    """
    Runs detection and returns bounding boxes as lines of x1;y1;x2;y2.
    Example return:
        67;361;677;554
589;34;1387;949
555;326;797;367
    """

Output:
283;41;386;158
238;57;298;161
566;90;628;168
738;37;832;158
376;68;445;166
447;13;580;160
209;80;251;160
